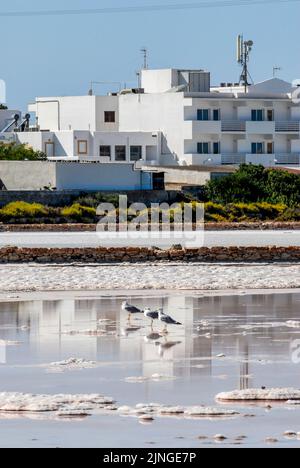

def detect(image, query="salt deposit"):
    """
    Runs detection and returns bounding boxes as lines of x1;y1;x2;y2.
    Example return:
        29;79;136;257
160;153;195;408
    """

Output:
1;263;300;292
184;407;239;417
216;388;300;402
0;392;115;414
0;340;21;346
125;374;175;383
47;358;96;372
286;321;300;328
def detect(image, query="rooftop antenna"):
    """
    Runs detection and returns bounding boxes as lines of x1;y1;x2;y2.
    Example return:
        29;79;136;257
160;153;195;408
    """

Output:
273;66;282;78
237;34;254;93
140;47;148;70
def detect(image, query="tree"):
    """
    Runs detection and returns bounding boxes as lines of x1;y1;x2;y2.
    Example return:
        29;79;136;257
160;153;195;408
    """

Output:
0;142;46;161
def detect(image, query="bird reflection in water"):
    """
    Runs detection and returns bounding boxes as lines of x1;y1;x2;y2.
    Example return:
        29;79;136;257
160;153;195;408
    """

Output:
120;326;143;337
155;337;182;358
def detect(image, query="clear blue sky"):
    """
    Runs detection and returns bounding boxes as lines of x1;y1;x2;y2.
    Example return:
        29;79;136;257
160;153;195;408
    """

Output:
1;0;299;111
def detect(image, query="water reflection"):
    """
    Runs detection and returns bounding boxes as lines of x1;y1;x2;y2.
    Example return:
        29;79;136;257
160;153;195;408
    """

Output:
0;293;300;392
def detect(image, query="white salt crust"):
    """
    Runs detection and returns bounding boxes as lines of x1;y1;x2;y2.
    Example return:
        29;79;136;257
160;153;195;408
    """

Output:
216;388;300;401
1;263;300;292
0;392;115;414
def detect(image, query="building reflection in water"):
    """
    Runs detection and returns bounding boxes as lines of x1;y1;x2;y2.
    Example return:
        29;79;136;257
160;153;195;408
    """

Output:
0;292;299;384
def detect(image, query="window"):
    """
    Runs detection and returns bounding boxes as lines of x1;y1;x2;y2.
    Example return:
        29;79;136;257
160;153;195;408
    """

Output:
213;109;221;121
267;142;274;154
77;140;88;154
213;142;220;154
115;145;126;161
251;109;264;121
99;146;111;158
267;110;274;121
197;142;210;154
197;109;210;121
104;111;116;123
130;146;142;161
251;142;264;154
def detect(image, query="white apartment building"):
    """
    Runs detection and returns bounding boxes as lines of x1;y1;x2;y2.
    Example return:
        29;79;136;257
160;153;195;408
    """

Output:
1;68;300;169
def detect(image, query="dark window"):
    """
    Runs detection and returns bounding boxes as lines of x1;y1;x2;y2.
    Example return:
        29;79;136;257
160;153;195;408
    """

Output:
115;145;126;161
251;109;264;121
267;110;274;121
197;142;210;154
197;109;210;121
267;142;274;154
213;142;220;154
251;142;264;154
130;146;142;161
104;111;116;123
213;109;220;121
100;146;111;158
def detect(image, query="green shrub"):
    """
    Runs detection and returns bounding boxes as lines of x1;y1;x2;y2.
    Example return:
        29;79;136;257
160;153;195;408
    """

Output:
60;204;96;221
0;201;49;220
75;193;120;208
204;164;300;207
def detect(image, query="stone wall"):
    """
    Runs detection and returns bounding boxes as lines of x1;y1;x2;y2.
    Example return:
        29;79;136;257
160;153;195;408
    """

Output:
0;189;180;208
1;221;300;232
0;246;300;263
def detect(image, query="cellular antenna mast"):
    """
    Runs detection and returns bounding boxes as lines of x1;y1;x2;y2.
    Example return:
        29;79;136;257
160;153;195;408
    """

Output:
141;47;148;70
237;35;254;92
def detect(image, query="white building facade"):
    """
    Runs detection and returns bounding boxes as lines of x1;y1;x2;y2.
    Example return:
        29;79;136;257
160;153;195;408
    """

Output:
2;68;300;169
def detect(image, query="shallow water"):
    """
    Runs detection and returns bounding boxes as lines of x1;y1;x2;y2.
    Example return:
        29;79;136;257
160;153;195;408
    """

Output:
1;292;300;448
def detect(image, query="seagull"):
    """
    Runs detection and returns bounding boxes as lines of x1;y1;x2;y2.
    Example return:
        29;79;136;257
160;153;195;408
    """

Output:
144;307;159;329
121;301;143;321
158;310;182;332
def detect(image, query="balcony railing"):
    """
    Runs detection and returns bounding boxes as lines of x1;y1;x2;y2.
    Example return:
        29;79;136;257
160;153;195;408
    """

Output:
274;153;300;165
221;121;246;132
221;120;300;133
275;122;300;132
221;153;246;165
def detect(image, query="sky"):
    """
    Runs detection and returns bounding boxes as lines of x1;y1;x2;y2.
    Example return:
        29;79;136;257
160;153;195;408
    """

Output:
0;0;299;111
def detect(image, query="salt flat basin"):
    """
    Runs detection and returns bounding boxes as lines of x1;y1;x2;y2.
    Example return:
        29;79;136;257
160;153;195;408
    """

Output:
0;229;300;248
1;291;300;448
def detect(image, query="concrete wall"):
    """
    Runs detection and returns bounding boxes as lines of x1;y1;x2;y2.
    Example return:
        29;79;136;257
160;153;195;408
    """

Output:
0;161;153;191
55;163;150;191
0;161;56;190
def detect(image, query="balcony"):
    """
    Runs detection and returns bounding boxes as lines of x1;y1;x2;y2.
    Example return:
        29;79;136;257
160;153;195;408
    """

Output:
182;153;249;166
275;122;300;133
184;120;221;139
221;153;246;165
246;121;275;134
182;154;222;166
246;153;300;166
274;153;300;165
221;121;246;133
